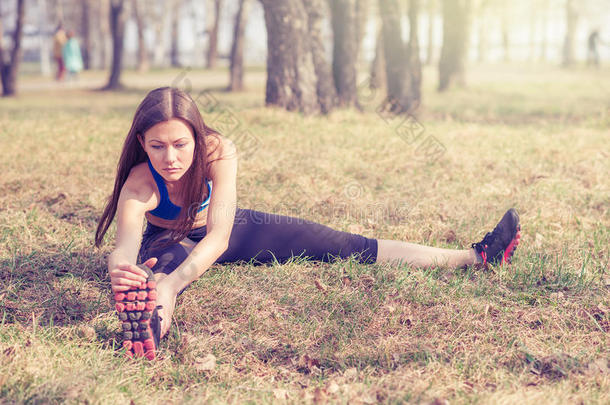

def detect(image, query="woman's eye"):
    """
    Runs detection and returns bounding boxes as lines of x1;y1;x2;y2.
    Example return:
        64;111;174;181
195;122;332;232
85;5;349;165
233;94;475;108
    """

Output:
175;144;186;148
151;145;164;150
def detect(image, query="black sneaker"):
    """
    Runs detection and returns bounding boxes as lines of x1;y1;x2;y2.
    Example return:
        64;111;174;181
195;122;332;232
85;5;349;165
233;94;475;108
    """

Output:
114;264;160;360
472;208;521;267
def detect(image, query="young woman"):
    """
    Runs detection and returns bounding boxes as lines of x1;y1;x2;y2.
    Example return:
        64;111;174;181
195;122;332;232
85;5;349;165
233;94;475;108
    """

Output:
95;87;521;360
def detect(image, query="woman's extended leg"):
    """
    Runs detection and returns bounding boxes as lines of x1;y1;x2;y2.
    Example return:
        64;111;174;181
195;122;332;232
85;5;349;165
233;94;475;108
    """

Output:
376;240;477;268
377;208;521;268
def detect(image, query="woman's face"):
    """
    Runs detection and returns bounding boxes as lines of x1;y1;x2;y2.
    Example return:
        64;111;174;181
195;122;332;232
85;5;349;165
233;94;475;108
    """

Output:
139;118;196;184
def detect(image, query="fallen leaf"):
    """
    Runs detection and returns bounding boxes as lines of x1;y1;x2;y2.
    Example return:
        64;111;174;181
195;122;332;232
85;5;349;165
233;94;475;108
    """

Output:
549;292;564;301
587;358;609;375
314;279;328;292
77;325;96;341
344;367;358;379
326;381;339;394
313;387;327;404
342;276;352;287
207;321;223;335
273;389;288;400
194;354;216;372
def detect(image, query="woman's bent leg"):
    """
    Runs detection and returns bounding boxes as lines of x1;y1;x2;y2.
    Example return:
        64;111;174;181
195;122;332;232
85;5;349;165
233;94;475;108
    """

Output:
376;239;477;268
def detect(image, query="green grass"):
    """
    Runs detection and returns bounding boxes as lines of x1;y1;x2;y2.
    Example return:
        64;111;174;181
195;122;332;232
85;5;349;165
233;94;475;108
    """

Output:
0;65;608;404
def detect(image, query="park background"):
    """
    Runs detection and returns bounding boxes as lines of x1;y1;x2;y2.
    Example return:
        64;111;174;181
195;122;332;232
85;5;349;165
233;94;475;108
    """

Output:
0;0;609;404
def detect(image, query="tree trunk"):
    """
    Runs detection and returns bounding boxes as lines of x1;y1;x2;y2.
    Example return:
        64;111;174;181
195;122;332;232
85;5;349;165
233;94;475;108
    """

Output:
152;0;168;67
407;0;421;108
81;0;91;69
329;0;358;107
378;0;420;113
370;27;386;90
501;15;509;62
103;0;126;90
228;0;249;91
38;0;51;75
438;0;469;92
260;0;331;114
206;0;222;69
170;0;181;67
1;0;26;97
354;0;368;67
303;0;336;113
562;0;576;66
99;0;112;69
426;0;436;65
132;0;149;72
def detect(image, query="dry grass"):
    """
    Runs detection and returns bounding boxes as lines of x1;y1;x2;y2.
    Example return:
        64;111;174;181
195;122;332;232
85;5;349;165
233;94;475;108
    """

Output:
0;65;608;404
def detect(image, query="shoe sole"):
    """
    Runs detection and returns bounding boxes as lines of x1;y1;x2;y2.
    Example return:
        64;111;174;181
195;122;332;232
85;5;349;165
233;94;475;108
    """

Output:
114;265;158;360
501;224;521;265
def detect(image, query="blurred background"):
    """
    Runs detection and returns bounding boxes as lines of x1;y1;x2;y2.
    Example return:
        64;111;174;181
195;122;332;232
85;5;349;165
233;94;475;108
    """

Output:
0;0;608;108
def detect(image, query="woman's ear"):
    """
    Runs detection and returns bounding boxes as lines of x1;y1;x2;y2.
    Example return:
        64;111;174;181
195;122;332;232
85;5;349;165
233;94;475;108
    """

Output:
137;134;145;150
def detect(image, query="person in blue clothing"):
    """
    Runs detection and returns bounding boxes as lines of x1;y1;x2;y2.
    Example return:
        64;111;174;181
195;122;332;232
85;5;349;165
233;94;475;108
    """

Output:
62;30;83;80
95;87;521;360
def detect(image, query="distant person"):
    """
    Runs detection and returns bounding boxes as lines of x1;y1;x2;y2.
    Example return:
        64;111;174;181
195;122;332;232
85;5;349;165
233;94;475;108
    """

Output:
52;25;67;81
62;31;84;80
586;30;608;67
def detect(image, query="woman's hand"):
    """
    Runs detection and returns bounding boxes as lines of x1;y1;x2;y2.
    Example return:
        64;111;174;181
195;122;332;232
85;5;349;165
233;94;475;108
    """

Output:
154;278;177;338
109;257;158;292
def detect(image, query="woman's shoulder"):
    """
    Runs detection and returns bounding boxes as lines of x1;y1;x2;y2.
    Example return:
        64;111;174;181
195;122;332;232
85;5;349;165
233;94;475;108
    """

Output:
206;133;237;162
122;162;157;203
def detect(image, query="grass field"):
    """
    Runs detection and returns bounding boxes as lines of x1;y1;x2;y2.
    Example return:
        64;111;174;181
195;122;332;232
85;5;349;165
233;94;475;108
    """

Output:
0;65;608;404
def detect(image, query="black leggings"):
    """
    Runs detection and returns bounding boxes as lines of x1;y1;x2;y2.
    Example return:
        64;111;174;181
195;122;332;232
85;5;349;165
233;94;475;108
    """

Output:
138;208;378;274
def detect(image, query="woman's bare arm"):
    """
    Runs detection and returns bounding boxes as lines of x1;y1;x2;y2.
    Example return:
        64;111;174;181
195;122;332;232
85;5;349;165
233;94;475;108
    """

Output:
108;170;158;291
163;137;238;294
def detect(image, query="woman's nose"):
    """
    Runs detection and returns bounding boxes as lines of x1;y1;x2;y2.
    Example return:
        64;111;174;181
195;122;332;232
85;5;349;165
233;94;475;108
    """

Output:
165;147;177;163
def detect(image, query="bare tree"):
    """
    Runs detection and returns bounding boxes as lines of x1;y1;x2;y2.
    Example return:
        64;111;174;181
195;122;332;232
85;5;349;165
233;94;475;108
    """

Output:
103;0;127;90
303;0;336;113
259;0;335;114
425;0;437;65
132;0;149;72
370;27;386;90
206;0;222;68
329;0;359;107
228;0;250;91
378;0;421;113
438;0;470;91
151;0;168;67
170;0;181;67
0;0;26;97
562;0;577;66
81;0;91;69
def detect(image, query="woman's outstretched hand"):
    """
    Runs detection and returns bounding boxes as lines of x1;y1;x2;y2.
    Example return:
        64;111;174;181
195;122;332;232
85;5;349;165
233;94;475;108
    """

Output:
109;257;158;292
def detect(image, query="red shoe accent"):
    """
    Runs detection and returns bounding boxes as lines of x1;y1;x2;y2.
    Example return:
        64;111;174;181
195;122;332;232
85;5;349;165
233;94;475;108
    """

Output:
136;302;146;311
133;341;144;356
127;292;137;301
148;291;157;300
145;302;156;311
115;303;126;312
144;339;155;350
125;350;133;359
145;350;156;360
123;341;133;351
126;302;136;311
137;291;147;300
115;293;126;302
501;230;521;265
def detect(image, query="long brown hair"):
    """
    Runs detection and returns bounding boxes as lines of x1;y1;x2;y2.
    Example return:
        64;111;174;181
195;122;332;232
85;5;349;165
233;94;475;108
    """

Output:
95;87;221;248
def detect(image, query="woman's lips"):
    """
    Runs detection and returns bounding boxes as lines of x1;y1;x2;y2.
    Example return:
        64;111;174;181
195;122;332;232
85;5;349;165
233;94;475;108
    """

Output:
164;168;180;172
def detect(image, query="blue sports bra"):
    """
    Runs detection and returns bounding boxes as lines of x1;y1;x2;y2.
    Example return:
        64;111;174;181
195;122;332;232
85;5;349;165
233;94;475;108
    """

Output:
147;159;213;220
